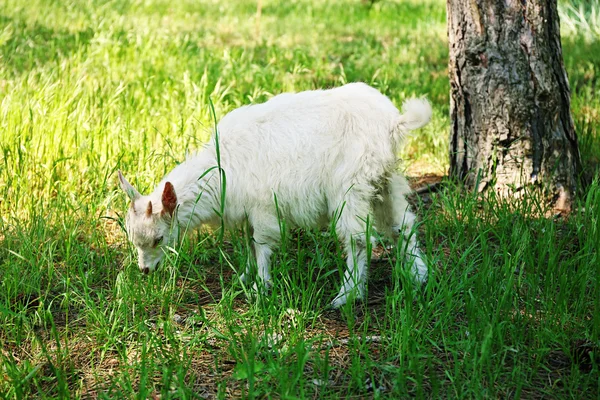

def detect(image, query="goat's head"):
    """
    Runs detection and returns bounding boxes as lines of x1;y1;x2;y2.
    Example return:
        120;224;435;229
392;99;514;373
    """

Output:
118;171;179;274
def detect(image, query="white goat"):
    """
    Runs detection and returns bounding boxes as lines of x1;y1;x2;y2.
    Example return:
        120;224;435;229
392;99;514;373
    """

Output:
118;82;431;308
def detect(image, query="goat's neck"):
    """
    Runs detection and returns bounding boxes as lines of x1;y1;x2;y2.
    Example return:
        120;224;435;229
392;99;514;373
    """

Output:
161;153;221;230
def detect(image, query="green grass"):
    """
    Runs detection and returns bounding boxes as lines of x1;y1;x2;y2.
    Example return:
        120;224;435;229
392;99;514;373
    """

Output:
560;0;600;41
1;0;599;397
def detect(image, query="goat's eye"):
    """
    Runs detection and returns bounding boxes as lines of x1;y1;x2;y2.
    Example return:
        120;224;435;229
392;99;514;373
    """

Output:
153;236;163;248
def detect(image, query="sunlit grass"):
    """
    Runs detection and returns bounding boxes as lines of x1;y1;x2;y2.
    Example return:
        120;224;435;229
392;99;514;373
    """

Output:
560;0;600;41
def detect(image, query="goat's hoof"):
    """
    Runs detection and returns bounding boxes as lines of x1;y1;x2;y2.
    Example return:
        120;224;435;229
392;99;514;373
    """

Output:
411;260;429;285
247;288;272;308
252;280;272;294
330;295;347;309
245;281;272;304
331;284;365;309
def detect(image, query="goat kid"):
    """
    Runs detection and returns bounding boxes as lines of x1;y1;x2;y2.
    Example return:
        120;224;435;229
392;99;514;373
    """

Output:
118;82;431;308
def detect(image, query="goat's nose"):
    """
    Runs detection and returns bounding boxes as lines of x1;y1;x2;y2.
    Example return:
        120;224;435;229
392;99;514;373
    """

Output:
142;267;150;274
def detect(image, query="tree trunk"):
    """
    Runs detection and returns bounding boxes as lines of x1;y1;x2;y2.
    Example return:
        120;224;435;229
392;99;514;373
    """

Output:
447;0;582;210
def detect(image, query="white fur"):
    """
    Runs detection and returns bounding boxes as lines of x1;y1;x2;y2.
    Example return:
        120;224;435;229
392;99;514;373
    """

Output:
119;83;431;308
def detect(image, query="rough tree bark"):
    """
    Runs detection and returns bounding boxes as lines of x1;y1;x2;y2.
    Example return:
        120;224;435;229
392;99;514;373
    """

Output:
447;0;583;210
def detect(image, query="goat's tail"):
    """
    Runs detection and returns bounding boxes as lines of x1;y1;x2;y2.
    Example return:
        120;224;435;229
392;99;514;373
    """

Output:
393;98;432;143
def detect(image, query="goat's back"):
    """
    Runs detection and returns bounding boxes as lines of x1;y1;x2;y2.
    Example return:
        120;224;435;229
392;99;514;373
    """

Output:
209;83;404;226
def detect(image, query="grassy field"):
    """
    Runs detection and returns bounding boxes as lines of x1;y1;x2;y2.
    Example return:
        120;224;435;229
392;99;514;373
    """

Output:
1;0;599;398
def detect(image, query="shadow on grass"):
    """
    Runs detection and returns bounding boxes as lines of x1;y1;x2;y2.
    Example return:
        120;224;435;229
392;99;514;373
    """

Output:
0;15;94;75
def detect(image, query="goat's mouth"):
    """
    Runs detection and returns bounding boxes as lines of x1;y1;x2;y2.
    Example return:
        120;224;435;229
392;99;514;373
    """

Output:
141;261;160;275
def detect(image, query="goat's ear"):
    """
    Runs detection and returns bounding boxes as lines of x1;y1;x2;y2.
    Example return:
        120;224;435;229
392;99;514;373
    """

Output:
161;182;177;217
118;170;141;202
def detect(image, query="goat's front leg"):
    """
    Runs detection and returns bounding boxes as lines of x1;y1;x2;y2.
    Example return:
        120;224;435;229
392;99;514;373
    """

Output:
239;221;254;284
239;241;273;292
248;213;279;295
239;257;252;284
252;241;273;293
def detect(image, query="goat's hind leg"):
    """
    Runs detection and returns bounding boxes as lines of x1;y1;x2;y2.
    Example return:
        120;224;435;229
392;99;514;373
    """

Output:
331;194;372;309
382;174;428;283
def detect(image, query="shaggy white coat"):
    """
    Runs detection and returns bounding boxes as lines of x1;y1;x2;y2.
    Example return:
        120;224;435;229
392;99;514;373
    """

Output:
119;82;431;308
